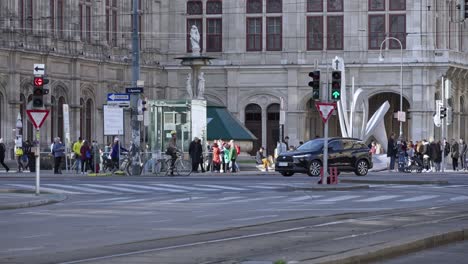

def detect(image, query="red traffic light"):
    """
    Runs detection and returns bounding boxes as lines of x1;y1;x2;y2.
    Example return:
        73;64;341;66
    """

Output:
332;71;341;80
34;77;44;86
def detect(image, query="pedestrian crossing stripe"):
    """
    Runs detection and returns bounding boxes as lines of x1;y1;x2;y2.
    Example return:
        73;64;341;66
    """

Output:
113;183;187;193
356;195;401;202
8;184;82;194
195;184;248;191
46;184;114;194
398;195;440;202
81;184;148;193
153;184;217;191
317;195;361;202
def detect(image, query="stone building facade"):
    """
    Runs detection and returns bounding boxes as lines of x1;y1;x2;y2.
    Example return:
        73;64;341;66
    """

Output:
0;0;467;157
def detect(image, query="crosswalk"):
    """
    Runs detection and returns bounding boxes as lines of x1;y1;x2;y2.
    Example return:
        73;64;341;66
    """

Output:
3;183;286;195
68;193;468;207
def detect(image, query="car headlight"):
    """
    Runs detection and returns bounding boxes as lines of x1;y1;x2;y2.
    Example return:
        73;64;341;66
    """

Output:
293;154;311;162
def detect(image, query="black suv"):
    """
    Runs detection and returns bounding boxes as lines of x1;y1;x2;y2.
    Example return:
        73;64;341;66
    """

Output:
275;137;373;177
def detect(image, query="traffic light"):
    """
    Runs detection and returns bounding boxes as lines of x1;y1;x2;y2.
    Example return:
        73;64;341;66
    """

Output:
439;106;447;119
308;71;320;100
331;71;341;100
137;98;147;114
32;77;44;107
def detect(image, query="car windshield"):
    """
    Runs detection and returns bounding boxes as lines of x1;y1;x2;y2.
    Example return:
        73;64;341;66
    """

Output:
297;139;324;152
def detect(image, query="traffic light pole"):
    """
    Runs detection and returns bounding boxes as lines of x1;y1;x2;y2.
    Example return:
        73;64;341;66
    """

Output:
131;0;141;176
322;67;330;185
441;76;446;172
35;129;40;195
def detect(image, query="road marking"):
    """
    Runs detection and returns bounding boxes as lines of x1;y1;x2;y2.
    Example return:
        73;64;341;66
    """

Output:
287;195;322;202
6;246;44;252
232;215;279;221
249;185;278;189
109;198;150;204
398;195;440;202
450;195;468;201
7;184;82;194
113;183;187;193
154;184;218;191
22;233;53;239
46;184;113;194
81;184;148;193
231;196;285;203
195;184;247;191
317;195;361;202
356;195;401;202
219;196;244;201
72;197;134;204
160;197;205;203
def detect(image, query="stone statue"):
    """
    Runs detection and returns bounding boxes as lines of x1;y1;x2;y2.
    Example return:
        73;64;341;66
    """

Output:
197;72;205;99
190;25;200;56
186;73;193;98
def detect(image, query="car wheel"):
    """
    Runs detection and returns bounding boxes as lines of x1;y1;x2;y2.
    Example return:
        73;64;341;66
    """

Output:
281;172;294;177
355;159;369;176
307;160;322;176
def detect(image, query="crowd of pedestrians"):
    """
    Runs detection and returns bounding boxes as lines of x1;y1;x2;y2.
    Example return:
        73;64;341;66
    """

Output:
189;138;240;173
387;132;468;172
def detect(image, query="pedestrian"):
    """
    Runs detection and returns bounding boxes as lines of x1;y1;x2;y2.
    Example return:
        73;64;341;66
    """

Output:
0;138;9;173
223;143;230;173
387;133;397;171
369;141;377;155
283;136;290;150
422;139;431;172
165;131;178;176
450;139;459;171
72;137;83;173
206;141;213;172
80;140;92;174
111;137;128;172
459;139;467;171
52;137;65;174
14;137;24;172
429;139;439;172
189;137;203;173
211;142;221;172
433;141;442;172
256;147;270;171
229;140;238;172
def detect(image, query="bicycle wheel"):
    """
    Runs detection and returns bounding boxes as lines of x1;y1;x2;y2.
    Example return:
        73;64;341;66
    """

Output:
175;159;192;176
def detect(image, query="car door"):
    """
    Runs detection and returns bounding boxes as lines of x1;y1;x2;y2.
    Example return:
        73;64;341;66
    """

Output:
340;139;356;167
327;140;343;167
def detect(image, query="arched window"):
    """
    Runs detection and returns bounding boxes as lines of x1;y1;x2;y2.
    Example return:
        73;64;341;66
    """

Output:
58;97;65;140
80;98;84;139
0;92;3;136
85;99;93;140
266;103;280;155
245;104;262;121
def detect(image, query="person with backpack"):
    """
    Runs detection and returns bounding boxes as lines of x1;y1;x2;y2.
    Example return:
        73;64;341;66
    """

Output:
80;140;92;174
72;137;83;173
0;138;9;173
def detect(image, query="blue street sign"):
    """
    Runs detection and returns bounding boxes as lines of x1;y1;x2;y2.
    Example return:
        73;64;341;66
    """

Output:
107;93;130;102
126;87;144;94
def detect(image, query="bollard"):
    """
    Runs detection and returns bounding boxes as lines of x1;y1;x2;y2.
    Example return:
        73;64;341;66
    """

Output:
319;167;339;184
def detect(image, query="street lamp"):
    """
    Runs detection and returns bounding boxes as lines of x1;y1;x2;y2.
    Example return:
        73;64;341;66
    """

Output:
379;37;403;139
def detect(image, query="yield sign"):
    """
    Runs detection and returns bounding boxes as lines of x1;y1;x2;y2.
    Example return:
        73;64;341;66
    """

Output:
26;109;50;129
315;102;337;123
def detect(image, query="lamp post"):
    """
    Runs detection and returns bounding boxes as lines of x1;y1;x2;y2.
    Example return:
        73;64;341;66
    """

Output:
379;37;403;139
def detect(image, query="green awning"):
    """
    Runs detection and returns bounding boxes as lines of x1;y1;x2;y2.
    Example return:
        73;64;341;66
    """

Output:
207;106;257;141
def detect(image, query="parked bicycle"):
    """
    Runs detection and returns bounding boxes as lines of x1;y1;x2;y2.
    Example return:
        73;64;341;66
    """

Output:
141;150;192;177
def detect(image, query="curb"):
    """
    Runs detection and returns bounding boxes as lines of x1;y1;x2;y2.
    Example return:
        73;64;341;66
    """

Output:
0;190;67;210
308;227;468;264
340;179;450;185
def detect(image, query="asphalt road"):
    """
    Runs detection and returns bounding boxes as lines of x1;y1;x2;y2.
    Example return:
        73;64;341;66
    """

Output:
1;172;467;263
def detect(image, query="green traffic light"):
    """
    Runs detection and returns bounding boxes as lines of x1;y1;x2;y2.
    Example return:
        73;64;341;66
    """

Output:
332;90;340;99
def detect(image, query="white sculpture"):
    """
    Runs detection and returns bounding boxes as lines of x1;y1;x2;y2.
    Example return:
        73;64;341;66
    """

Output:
333;56;390;152
186;73;193;98
197;72;205;99
190;25;200;56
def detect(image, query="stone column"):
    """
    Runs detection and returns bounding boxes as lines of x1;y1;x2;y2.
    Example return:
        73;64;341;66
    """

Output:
261;107;268;152
70;59;81;141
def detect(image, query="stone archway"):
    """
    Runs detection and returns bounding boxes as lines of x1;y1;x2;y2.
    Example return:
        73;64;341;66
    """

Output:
369;92;410;140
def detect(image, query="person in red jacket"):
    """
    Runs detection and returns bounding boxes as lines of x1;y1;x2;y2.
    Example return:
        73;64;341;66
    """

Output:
211;142;221;172
80;140;92;174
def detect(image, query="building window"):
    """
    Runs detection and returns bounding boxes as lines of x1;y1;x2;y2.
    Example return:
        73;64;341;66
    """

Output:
389;14;406;49
86;99;93;141
245;104;262;121
327;16;343;50
80;99;84;139
19;0;33;33
369;15;385;49
307;0;323;12
267;0;282;13
187;19;203;53
50;0;55;33
247;17;262;51
106;0;118;46
307;16;323;50
79;0;92;42
247;0;262;14
187;1;203;15
58;97;65;140
369;0;385;11
390;0;405;11
206;0;222;14
328;0;343;12
51;96;56;141
266;17;282;51
57;0;64;38
207;18;222;52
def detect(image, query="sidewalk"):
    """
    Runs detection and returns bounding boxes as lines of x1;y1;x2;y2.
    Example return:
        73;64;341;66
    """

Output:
0;189;67;210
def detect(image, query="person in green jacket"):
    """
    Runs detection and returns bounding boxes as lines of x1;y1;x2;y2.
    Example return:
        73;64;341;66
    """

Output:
229;140;238;172
223;143;230;173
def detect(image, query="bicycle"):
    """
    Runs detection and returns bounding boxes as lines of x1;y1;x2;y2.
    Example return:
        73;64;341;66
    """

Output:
141;151;191;176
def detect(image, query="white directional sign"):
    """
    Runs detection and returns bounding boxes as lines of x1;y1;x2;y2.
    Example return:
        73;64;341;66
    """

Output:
33;64;45;75
107;93;130;106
